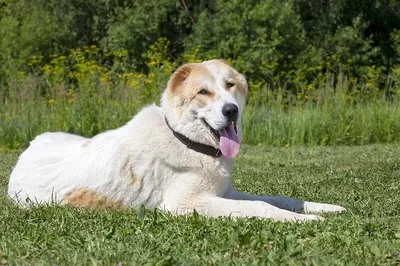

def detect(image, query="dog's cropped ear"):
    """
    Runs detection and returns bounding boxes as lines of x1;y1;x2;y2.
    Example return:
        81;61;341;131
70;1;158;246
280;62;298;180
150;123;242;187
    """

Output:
169;64;193;93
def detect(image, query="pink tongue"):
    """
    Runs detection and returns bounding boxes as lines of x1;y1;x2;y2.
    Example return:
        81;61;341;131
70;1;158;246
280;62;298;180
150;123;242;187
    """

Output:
218;123;240;158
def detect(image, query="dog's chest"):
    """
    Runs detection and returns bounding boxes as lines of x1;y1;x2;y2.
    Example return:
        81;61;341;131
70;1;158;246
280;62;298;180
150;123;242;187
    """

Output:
189;156;233;196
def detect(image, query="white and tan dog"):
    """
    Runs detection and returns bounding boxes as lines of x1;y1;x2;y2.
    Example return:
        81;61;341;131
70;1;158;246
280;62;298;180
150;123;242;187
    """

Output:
8;59;345;222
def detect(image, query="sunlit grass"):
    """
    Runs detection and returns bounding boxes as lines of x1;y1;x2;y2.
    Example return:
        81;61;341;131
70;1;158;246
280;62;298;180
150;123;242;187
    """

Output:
1;144;400;265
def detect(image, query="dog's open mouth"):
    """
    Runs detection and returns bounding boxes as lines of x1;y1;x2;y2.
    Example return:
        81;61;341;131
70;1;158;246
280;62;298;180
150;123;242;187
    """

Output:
201;119;240;158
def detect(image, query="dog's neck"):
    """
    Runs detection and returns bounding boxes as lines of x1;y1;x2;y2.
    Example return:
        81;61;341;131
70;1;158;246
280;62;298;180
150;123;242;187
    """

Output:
164;116;222;157
163;111;219;150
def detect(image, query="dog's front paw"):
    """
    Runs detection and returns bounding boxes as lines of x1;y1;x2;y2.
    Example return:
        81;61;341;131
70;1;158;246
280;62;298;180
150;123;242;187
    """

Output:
303;202;346;214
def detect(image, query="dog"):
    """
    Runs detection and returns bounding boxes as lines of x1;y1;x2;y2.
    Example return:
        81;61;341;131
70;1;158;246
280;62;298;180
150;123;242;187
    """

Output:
8;59;345;222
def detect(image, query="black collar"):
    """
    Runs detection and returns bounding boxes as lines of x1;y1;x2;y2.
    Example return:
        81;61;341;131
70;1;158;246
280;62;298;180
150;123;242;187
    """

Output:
164;117;222;158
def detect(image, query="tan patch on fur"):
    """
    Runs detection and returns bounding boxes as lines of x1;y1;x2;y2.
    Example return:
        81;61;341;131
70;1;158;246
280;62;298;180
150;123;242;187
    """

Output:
169;64;216;114
210;59;247;96
63;188;123;209
167;60;247;111
122;156;142;186
169;64;192;94
196;88;216;100
128;161;142;186
213;59;247;96
235;74;248;96
177;66;214;96
131;173;142;186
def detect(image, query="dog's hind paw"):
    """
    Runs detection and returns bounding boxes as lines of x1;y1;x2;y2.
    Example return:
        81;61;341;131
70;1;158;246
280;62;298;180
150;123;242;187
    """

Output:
303;202;346;214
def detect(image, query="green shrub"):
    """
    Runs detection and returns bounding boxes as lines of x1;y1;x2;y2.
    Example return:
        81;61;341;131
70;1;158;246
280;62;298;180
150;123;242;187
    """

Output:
184;0;309;83
1;0;399;90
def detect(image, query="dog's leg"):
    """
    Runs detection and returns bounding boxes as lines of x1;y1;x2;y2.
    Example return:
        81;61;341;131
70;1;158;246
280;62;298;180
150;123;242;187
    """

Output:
174;196;323;222
224;184;346;214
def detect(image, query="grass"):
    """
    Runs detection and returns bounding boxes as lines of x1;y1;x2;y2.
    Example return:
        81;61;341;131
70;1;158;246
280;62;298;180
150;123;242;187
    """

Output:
1;144;400;265
2;100;400;150
244;103;400;146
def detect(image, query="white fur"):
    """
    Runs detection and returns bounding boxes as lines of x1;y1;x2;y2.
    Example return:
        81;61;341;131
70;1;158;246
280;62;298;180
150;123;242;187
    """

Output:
8;60;345;222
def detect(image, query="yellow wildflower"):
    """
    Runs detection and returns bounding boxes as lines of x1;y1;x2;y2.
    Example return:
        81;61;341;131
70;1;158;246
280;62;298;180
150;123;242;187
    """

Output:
188;59;201;63
42;65;52;73
126;80;139;86
148;73;155;78
48;99;55;104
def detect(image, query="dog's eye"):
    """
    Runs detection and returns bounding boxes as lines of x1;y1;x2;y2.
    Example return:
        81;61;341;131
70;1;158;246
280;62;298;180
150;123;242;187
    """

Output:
226;82;235;89
198;89;209;95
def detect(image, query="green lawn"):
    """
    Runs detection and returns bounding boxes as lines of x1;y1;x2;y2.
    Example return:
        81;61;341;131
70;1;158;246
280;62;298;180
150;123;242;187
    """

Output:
1;144;400;265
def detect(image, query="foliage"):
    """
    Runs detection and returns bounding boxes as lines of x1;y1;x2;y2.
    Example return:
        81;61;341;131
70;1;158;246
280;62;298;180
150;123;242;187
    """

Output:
1;0;399;89
294;0;400;67
184;0;309;83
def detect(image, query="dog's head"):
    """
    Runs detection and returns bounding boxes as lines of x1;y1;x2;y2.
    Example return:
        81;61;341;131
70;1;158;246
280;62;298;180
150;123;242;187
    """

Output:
161;59;247;158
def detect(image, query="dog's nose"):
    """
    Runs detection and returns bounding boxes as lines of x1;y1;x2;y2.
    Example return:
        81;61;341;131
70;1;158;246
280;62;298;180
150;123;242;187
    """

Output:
222;104;239;122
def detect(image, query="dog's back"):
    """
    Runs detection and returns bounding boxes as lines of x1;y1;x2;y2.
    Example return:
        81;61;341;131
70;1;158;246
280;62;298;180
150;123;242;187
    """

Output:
7;105;179;208
8;133;89;205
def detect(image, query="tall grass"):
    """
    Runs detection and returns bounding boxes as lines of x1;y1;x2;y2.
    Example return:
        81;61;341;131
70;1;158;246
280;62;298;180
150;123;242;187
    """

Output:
244;72;400;146
244;103;400;146
1;47;399;149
